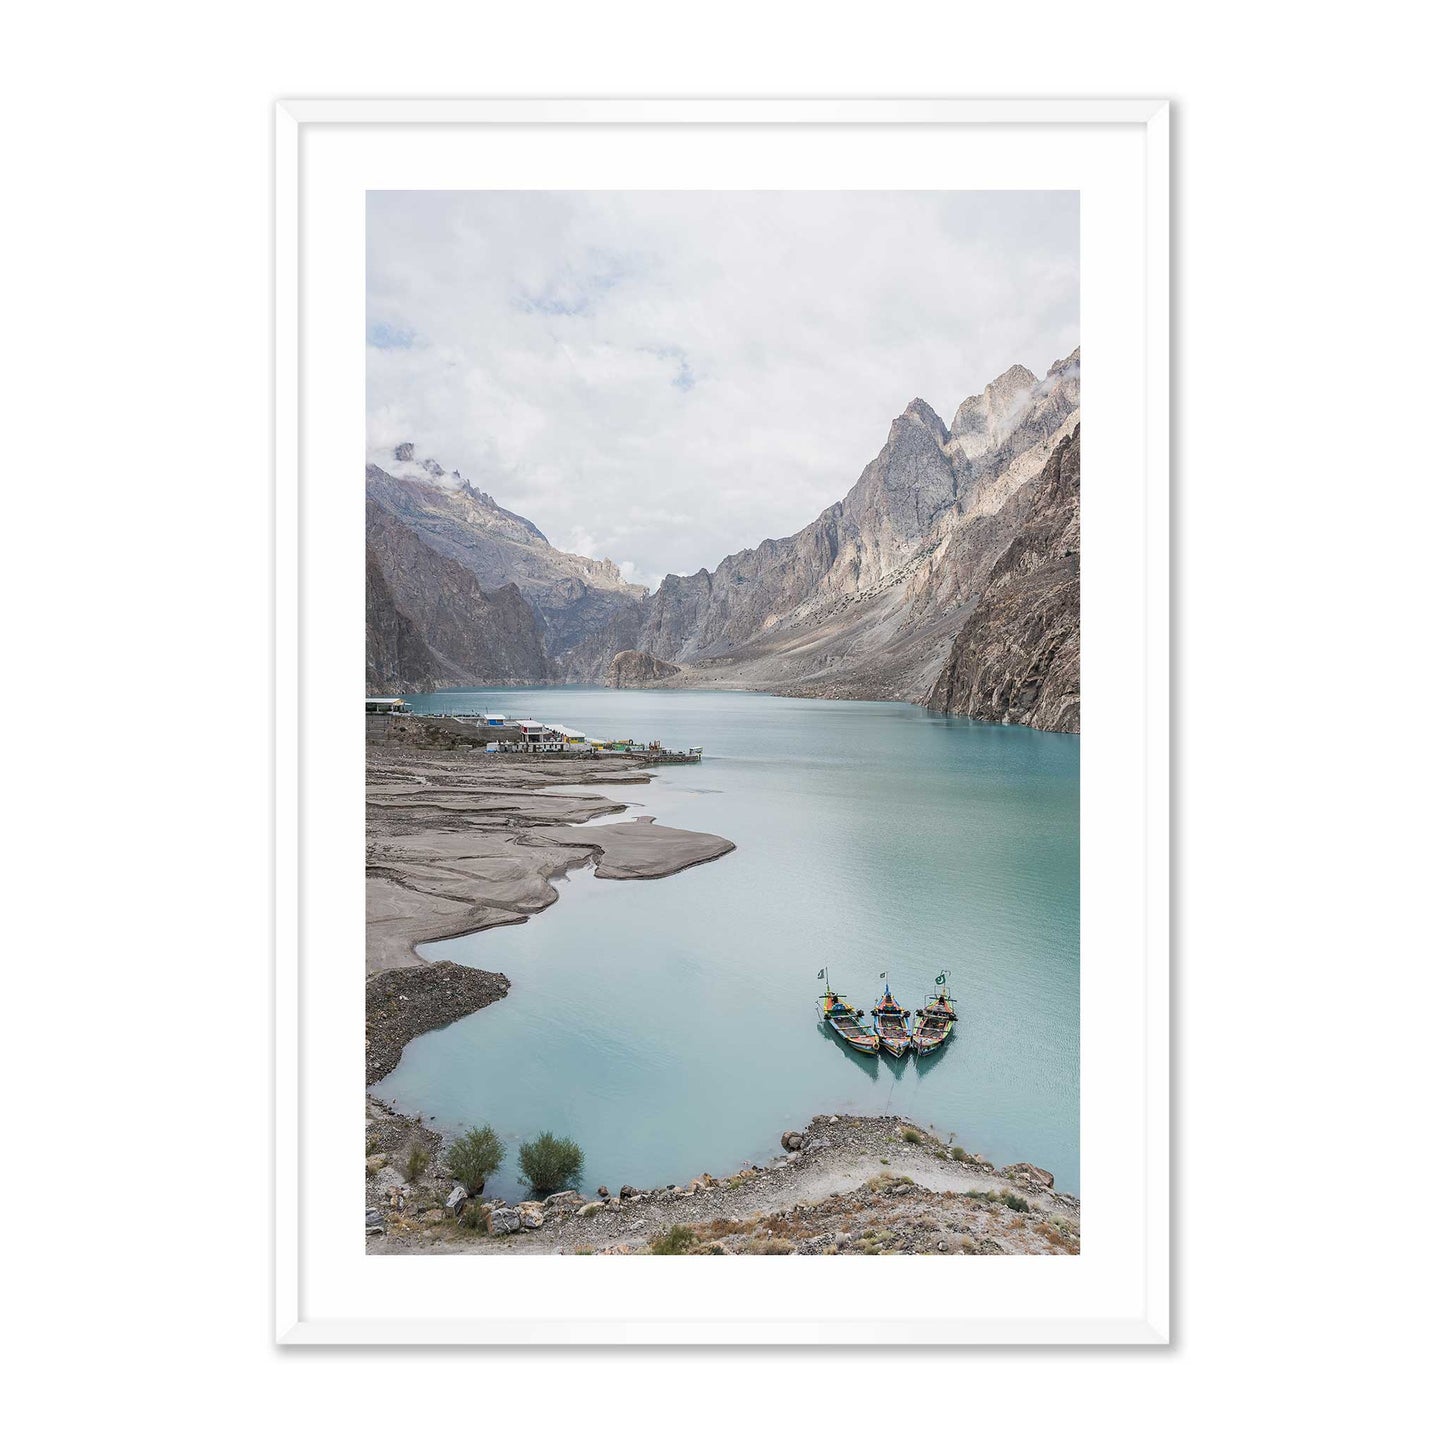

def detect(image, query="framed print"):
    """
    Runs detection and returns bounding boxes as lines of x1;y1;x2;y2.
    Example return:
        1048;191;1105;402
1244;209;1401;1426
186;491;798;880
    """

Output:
274;98;1170;1345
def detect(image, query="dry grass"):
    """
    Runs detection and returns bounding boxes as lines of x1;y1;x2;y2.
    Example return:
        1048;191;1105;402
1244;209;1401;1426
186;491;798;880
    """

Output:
740;1235;796;1255
866;1172;915;1192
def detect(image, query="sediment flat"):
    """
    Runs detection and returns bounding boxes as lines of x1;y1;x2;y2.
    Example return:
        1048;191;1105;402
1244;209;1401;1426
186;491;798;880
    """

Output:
366;724;736;971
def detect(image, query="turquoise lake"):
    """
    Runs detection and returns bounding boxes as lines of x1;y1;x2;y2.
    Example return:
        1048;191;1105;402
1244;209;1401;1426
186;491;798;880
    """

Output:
373;687;1079;1201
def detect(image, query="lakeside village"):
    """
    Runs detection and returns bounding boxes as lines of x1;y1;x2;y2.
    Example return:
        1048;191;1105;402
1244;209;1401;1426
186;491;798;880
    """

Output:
365;696;704;764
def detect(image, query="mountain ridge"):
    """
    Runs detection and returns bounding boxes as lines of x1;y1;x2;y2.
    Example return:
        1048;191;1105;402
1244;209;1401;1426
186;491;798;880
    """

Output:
363;351;1081;731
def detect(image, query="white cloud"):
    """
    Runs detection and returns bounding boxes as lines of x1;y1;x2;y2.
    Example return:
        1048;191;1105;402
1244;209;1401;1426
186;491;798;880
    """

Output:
367;191;1078;589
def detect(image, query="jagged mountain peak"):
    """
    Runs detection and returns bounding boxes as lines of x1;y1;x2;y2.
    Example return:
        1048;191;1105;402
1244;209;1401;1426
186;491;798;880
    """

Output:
950;363;1037;434
901;397;949;441
1048;347;1080;378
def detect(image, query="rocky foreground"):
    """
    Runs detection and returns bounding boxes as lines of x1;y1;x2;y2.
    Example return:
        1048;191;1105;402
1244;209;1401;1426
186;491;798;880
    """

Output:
365;1108;1079;1257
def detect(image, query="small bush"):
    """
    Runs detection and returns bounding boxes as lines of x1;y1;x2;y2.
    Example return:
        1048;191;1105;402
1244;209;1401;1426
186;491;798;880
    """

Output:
444;1125;505;1196
518;1131;584;1194
403;1143;430;1183
967;1188;1030;1213
900;1128;924;1145
949;1146;970;1163
458;1201;492;1231
650;1225;699;1255
742;1235;795;1255
866;1171;915;1192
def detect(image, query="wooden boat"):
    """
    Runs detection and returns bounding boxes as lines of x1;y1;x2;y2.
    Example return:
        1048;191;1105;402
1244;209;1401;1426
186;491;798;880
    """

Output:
816;970;880;1055
871;976;912;1058
913;972;958;1056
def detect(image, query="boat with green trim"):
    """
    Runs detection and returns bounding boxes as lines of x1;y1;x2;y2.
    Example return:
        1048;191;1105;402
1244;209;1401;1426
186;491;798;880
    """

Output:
913;971;957;1056
816;969;880;1055
871;975;912;1058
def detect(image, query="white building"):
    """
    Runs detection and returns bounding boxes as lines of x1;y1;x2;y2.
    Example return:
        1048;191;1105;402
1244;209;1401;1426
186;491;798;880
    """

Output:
515;720;563;753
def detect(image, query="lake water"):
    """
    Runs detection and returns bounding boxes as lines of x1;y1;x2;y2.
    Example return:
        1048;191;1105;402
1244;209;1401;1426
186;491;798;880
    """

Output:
373;687;1079;1200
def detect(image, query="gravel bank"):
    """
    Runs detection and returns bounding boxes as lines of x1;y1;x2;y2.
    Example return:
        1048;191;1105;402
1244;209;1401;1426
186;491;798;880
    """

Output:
365;961;510;1085
365;1113;1079;1257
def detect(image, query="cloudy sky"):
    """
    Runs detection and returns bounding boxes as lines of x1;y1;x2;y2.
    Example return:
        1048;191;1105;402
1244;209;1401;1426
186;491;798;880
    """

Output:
367;191;1078;589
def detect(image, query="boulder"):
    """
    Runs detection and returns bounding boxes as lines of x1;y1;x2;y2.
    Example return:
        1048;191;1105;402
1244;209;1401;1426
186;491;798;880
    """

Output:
544;1189;583;1210
576;1201;606;1219
1004;1163;1054;1190
619;1184;641;1199
517;1202;545;1229
487;1207;522;1236
444;1185;468;1215
373;1165;406;1192
596;1185;611;1198
781;1132;806;1152
364;1208;383;1228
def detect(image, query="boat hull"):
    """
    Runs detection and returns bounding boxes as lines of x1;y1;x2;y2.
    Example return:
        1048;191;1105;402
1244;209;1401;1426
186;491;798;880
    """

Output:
826;1018;880;1054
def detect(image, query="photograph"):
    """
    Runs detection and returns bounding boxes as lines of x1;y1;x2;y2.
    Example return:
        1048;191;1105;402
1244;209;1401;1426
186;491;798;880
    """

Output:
363;188;1082;1257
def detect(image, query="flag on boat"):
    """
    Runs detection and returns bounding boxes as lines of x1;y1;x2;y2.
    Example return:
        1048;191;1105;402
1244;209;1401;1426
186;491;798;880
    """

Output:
816;969;825;980
936;972;947;985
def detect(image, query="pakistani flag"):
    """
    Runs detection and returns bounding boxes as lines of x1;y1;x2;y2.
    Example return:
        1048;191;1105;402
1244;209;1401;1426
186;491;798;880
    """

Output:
936;972;947;986
817;969;825;980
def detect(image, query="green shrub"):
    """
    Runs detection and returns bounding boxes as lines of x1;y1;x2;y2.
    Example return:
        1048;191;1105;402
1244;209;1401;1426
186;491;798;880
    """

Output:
518;1131;584;1195
1001;1191;1030;1213
458;1201;492;1231
403;1143;430;1183
444;1125;505;1196
900;1128;924;1145
949;1146;969;1162
650;1225;699;1255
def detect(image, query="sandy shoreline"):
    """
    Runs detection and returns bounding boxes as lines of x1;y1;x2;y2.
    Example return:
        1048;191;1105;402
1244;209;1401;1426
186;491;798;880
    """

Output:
366;719;736;972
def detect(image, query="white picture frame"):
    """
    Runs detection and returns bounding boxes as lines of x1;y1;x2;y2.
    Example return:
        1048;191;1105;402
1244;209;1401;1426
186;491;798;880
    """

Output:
275;97;1170;1346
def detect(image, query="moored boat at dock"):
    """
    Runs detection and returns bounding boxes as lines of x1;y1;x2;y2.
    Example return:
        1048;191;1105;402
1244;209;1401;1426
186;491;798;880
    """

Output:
816;969;880;1055
913;972;957;1056
871;976;912;1058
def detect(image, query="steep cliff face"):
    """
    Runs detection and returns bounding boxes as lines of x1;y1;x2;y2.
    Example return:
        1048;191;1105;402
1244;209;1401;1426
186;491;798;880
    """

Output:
366;547;444;693
366;445;646;656
365;502;550;692
606;650;682;688
924;426;1081;733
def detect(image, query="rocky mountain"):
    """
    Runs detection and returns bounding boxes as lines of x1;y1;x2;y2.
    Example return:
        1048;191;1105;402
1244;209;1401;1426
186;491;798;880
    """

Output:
558;350;1080;724
924;426;1081;731
365;501;550;693
606;650;681;688
365;444;646;657
364;351;1081;732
